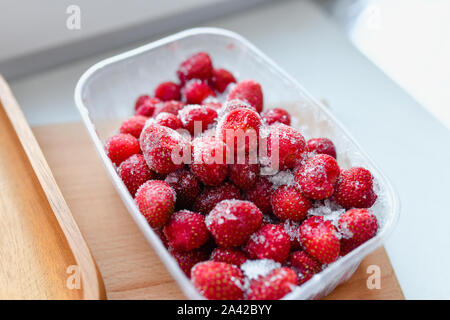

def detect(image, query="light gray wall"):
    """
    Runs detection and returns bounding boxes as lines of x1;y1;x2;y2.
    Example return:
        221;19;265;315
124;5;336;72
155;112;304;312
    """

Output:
0;0;273;79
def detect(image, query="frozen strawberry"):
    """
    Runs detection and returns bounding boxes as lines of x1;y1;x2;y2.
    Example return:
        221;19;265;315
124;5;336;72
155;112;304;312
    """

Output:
267;123;306;171
221;99;256;113
217;107;262;155
206;200;262;247
247;267;297;300
163;210;209;251
118;154;154;196
165;168;200;209
140;124;190;174
228;80;263;113
105;133;140;166
294;154;340;200
135;97;161;117
120;115;148;139
190;136;229;186
309;154;340;181
135;180;176;228
154;112;183;130
334;167;377;209
170;247;208;277
193;182;241;215
289;251;322;285
153;100;185;116
261;108;291;126
154;81;181;101
229;157;259;191
245;224;291;263
244;177;273;215
299;216;340;264
178;104;218;135
134;94;152;110
338;208;378;255
177;52;213;84
183;80;216;104
307;138;337;159
210;68;236;93
210;248;248;267
271;185;312;222
191;261;245;300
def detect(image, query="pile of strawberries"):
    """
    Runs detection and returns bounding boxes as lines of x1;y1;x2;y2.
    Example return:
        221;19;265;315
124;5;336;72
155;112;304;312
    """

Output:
104;52;379;300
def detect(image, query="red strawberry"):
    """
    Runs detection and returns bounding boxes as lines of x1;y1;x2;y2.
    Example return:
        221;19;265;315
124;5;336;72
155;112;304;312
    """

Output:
105;133;140;166
177;52;213;84
217;107;262;155
153;100;185;116
267;123;306;171
271;185;312;222
135;180;176;228
163;210;210;251
135;97;161;117
206;200;262;247
261;108;291;126
294;154;340;200
120;115;148;138
245;224;291;263
210;68;236;93
193;182;241;215
154;81;181;101
210;247;248;267
244;177;273;215
178;104;218;135
140;124;190;174
170;247;208;277
338;208;378;255
289;251;322;285
118;154;154;196
228;80;263;113
246;267;297;300
134;94;151;110
299;216;340;264
221;99;256;113
165;168;200;209
307;137;337;159
183;80;216;104
154;112;183;130
229;157;259;191
191;261;245;300
190;136;229;186
334;167;377;209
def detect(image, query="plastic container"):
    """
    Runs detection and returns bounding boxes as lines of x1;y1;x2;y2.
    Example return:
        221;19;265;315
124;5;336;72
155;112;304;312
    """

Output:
75;28;399;299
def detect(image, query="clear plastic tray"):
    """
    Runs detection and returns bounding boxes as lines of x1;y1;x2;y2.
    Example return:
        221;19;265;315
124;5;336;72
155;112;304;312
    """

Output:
74;28;399;300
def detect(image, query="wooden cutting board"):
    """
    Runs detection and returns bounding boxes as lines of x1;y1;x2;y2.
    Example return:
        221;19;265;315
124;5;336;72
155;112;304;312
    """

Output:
0;77;105;299
32;122;404;300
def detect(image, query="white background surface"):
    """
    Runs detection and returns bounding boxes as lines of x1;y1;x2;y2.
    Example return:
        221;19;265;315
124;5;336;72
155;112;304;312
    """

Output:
348;0;450;130
8;0;450;299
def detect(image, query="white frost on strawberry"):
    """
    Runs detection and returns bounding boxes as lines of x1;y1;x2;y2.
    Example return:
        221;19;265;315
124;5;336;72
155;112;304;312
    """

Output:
241;259;281;281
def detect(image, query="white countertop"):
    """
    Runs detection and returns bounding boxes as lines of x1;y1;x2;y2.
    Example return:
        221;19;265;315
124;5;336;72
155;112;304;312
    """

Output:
9;0;450;299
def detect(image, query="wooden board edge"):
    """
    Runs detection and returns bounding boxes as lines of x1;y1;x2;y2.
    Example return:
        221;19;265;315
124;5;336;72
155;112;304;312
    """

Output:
0;76;106;300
